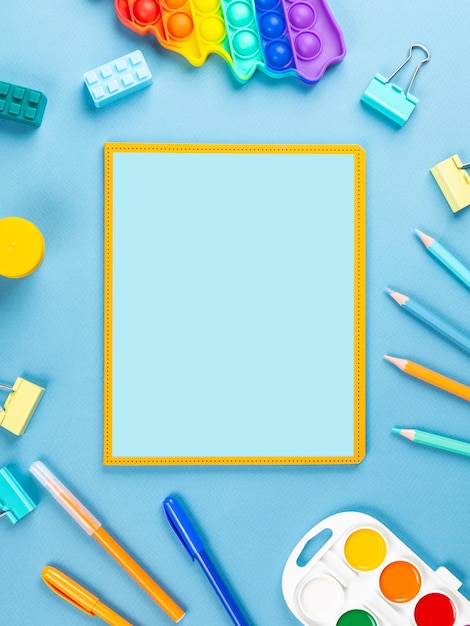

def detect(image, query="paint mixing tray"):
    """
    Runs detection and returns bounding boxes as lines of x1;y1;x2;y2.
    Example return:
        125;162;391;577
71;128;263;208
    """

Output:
114;0;345;83
282;512;470;626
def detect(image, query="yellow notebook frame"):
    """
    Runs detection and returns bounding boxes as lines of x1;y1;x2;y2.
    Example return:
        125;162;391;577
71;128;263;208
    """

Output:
104;143;366;465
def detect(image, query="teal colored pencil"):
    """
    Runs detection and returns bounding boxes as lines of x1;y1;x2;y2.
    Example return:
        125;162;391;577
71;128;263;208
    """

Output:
386;288;470;354
393;428;470;457
415;229;470;290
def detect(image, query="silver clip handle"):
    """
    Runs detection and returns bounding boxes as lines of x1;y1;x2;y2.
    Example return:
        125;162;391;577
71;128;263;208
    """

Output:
386;44;431;95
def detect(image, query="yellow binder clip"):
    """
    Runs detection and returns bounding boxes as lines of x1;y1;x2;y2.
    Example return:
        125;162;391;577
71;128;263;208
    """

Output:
0;377;45;435
430;154;470;213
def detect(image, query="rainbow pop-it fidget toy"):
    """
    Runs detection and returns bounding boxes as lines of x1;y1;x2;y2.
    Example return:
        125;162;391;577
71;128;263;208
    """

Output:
114;0;345;83
282;512;470;626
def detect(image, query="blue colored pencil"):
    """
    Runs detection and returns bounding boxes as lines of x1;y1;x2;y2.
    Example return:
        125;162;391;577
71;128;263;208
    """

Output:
386;288;470;354
415;229;470;290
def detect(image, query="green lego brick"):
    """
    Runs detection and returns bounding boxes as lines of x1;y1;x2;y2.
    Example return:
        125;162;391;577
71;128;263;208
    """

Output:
0;80;47;127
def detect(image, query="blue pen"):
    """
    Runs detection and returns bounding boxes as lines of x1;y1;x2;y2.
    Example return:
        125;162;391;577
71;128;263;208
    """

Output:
163;496;250;626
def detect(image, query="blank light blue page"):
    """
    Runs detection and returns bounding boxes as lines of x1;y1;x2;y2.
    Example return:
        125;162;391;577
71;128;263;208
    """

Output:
112;150;355;458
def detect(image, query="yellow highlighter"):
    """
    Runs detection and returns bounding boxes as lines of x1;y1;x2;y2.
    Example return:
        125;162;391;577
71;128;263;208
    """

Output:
42;566;133;626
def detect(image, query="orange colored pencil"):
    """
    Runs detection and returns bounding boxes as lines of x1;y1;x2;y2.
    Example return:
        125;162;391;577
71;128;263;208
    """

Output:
384;355;470;402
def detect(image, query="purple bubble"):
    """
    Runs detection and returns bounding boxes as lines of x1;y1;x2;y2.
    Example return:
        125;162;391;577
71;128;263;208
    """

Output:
259;12;286;39
288;3;315;29
265;40;293;69
294;32;321;59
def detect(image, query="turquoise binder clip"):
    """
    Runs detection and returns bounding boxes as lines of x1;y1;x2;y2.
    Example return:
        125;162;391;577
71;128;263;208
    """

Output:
361;44;431;126
0;465;37;524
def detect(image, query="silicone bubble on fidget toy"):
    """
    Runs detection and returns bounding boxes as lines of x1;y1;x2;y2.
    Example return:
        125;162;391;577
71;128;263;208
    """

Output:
282;512;470;626
114;0;345;83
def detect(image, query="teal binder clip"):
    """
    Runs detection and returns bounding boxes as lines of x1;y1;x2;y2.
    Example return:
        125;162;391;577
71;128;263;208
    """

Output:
361;44;431;126
0;465;37;524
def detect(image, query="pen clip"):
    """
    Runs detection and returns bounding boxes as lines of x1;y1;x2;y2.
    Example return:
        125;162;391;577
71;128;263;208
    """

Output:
163;496;204;560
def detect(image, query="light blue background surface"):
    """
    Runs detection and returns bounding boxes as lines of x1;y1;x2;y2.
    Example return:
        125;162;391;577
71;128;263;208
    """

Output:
1;1;470;625
112;151;355;458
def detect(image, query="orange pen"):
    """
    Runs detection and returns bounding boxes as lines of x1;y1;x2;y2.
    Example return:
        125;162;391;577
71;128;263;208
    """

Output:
41;566;132;626
30;461;185;622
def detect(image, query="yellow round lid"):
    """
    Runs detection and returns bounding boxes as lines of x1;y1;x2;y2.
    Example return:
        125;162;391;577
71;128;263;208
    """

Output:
0;217;45;278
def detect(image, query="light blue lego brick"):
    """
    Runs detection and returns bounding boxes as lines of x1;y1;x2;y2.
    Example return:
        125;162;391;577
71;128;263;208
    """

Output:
361;74;419;127
84;50;152;108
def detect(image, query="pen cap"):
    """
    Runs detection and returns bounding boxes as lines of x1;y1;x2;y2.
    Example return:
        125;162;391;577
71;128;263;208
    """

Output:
163;496;205;558
41;566;97;616
30;461;101;535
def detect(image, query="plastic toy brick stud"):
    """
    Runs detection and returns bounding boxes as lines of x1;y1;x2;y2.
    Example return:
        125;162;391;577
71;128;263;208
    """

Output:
0;81;47;127
361;44;430;126
0;377;45;436
430;154;470;213
0;465;37;524
84;50;152;108
0;217;45;278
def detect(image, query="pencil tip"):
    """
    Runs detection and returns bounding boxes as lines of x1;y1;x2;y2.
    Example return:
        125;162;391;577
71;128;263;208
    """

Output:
392;427;415;441
396;429;415;441
386;289;408;305
384;355;406;370
415;229;433;248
